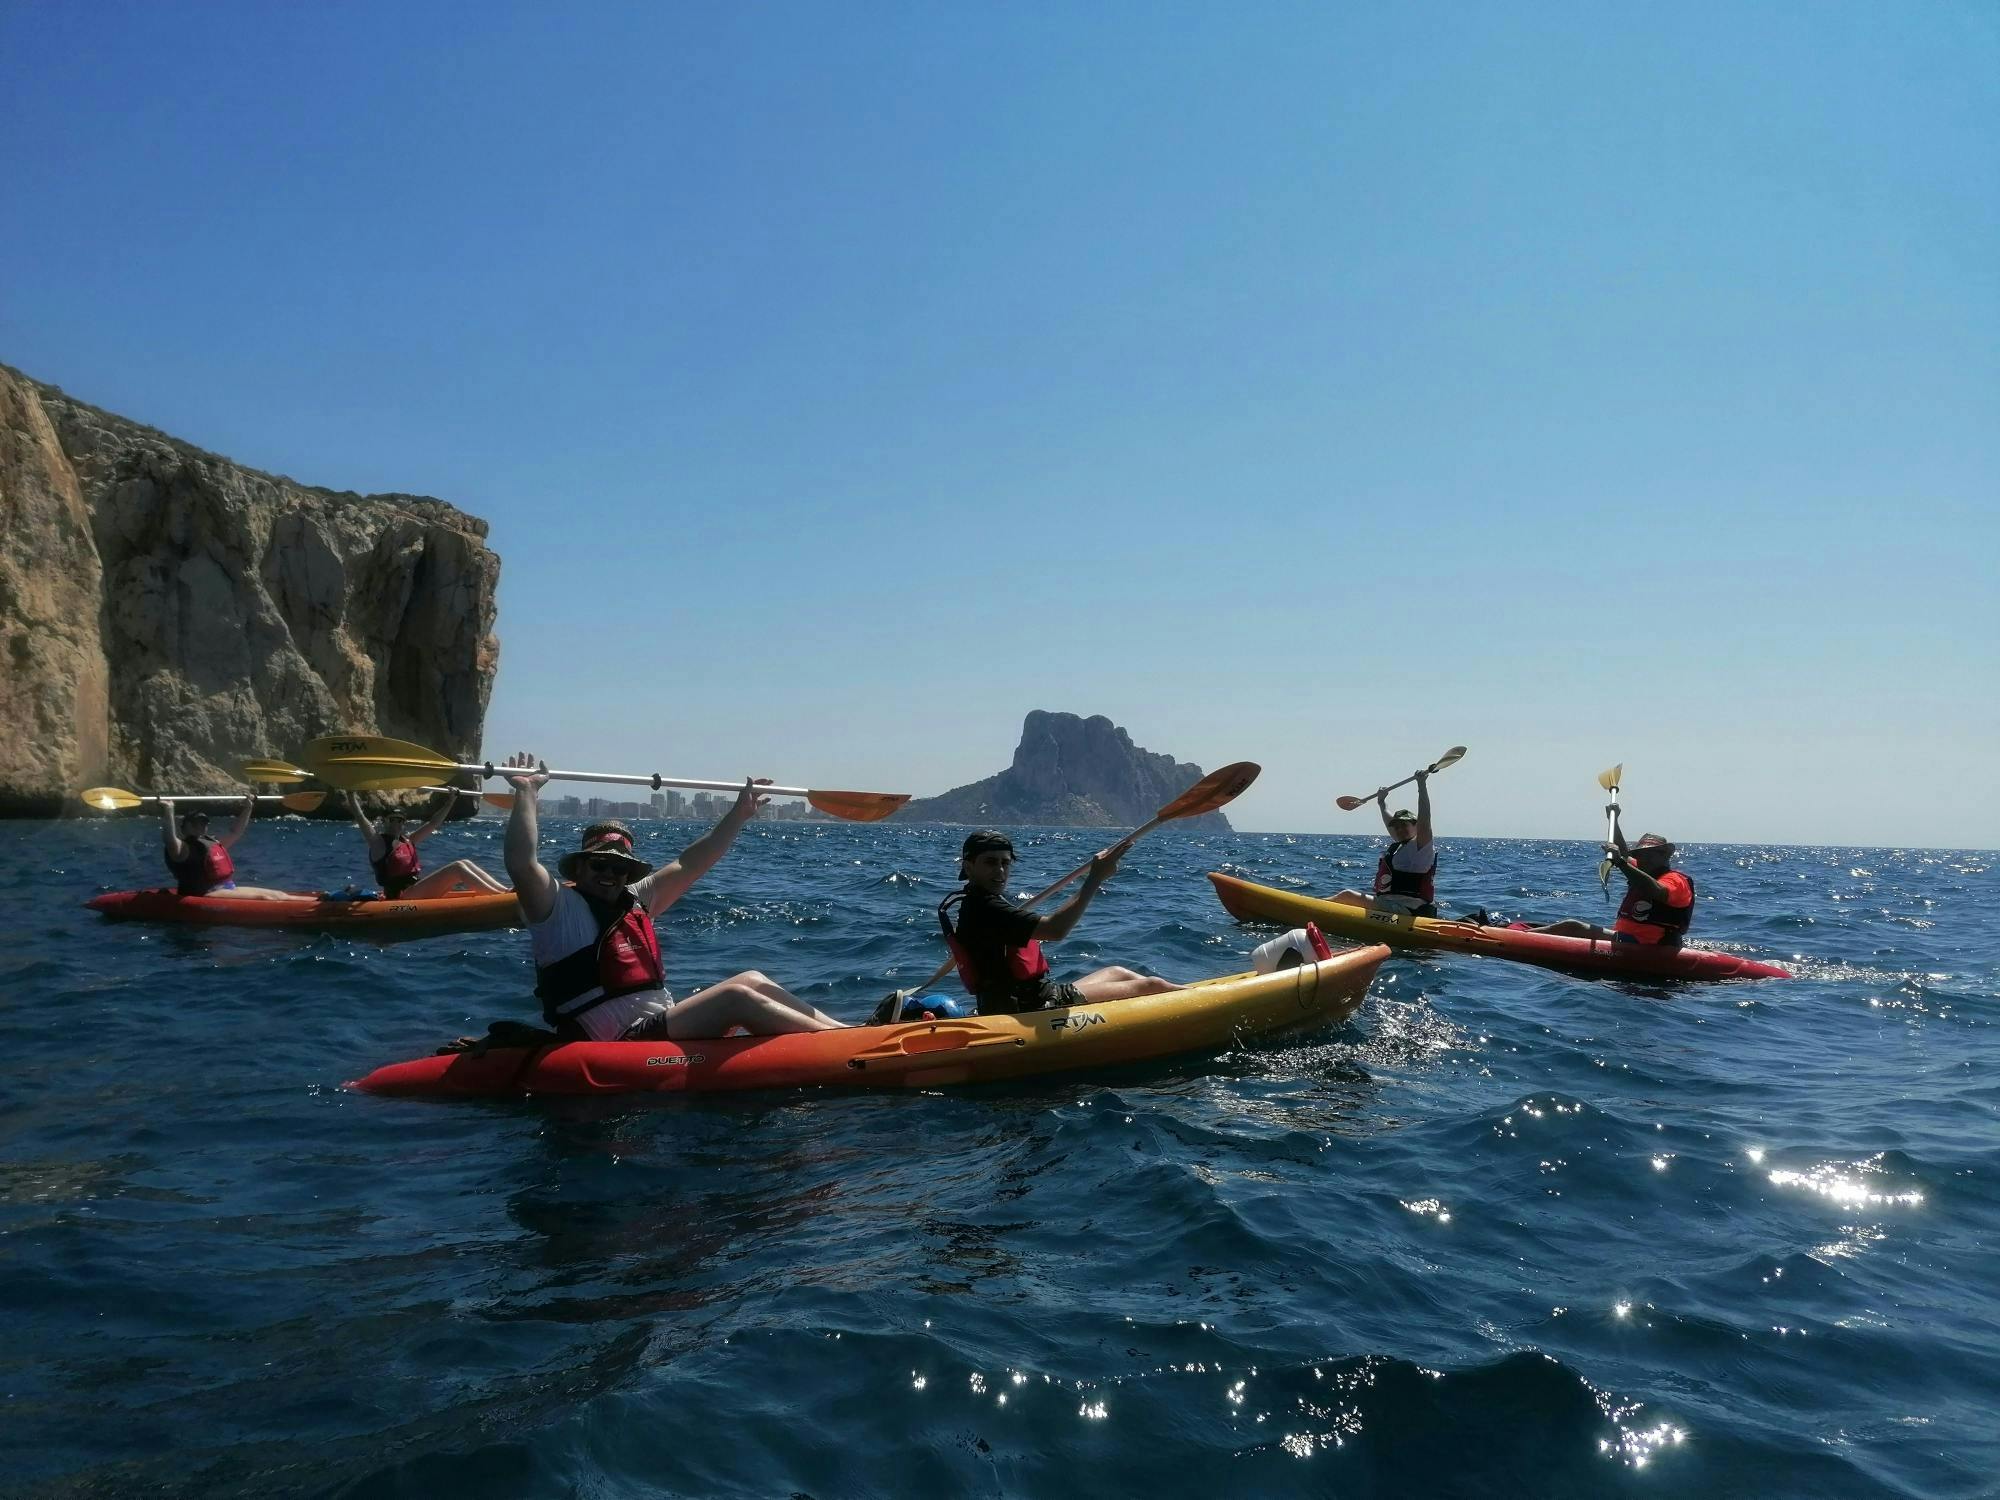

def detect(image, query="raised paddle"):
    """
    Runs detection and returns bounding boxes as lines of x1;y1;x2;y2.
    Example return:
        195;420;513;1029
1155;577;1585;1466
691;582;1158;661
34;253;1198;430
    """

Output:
1597;763;1623;898
417;785;516;810
238;758;310;784
297;734;911;823
906;760;1261;995
1335;746;1467;812
80;787;328;813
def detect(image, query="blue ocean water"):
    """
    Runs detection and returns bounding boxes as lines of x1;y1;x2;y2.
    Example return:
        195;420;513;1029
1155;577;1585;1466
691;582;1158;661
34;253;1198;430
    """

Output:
2;814;1994;1499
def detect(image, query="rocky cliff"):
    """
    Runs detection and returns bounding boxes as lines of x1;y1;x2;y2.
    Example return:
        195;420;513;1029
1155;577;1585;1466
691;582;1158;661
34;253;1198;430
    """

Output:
895;711;1232;831
0;362;499;816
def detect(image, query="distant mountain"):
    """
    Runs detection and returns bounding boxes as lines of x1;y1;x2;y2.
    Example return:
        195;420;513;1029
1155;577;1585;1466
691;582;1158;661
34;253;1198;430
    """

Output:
894;711;1231;832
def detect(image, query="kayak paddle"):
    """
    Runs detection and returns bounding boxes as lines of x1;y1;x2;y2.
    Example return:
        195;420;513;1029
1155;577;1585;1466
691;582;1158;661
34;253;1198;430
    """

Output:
1597;763;1623;898
297;734;911;823
908;760;1262;994
238;758;311;784
1335;746;1467;811
80;787;327;813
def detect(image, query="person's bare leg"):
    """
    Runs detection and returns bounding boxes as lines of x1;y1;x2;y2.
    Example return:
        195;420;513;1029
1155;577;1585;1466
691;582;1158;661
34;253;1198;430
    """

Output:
1527;919;1614;940
400;862;509;899
207;886;304;901
666;972;844;1037
1071;966;1182;1004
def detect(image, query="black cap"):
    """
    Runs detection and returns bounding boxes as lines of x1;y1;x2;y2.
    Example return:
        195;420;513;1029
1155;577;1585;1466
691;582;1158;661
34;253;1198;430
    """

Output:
960;830;1015;861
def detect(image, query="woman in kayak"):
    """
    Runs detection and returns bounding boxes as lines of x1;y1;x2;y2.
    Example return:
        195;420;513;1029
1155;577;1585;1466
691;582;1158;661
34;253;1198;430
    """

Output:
158;797;294;900
500;753;843;1041
1524;825;1693;946
345;790;510;899
939;831;1182;1015
1331;770;1437;917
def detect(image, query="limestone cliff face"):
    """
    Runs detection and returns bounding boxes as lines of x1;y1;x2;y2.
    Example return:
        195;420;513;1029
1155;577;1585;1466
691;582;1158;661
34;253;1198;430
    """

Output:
0;363;499;816
895;711;1233;832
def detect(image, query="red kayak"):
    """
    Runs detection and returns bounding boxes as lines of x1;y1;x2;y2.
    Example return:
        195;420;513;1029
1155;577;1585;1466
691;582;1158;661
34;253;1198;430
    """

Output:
351;946;1389;1098
86;888;522;935
1208;873;1790;982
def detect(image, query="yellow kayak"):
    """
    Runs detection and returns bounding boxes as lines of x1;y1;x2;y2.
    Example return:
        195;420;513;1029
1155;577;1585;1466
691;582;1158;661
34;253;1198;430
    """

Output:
1209;873;1790;981
351;944;1390;1097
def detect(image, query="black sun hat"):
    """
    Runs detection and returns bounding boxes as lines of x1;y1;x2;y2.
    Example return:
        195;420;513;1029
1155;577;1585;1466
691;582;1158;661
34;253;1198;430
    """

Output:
558;822;655;880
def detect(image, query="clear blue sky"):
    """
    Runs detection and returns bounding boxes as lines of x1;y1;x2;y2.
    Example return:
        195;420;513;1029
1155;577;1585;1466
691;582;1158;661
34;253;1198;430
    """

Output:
4;2;1994;846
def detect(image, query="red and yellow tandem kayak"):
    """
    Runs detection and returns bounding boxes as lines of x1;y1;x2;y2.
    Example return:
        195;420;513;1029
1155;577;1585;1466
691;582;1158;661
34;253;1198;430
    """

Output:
85;888;523;934
350;945;1390;1098
1208;873;1790;982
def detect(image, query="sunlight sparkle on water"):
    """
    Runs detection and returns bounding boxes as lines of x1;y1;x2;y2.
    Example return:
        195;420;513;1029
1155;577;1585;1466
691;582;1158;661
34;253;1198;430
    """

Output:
1769;1161;1923;1210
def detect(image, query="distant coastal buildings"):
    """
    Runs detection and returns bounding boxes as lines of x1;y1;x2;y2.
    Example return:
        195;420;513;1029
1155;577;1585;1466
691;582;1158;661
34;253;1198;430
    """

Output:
529;791;828;822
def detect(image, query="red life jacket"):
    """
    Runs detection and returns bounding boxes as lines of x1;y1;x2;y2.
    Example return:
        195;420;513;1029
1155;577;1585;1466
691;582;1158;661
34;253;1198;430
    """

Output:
938;890;1049;998
1615;870;1695;945
1374;837;1436;905
535;889;665;1033
167;836;235;896
372;836;422;897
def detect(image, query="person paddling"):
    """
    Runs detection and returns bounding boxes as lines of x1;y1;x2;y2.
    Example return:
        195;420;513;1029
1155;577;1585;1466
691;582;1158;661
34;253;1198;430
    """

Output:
939;831;1181;1015
345;790;509;899
500;752;843;1041
158;797;293;901
1331;769;1437;917
1523;817;1694;947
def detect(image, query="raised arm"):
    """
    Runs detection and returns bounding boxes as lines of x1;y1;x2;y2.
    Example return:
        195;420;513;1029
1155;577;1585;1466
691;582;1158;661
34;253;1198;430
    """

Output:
1375;787;1395;835
1034;844;1126;943
159;799;187;863
639;778;770;916
408;791;459;844
501;753;557;921
1607;845;1668;901
1414;770;1433;845
217;794;256;850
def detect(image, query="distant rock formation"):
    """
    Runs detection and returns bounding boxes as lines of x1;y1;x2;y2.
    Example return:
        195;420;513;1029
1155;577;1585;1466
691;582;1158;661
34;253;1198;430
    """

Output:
895;711;1232;831
0;362;500;817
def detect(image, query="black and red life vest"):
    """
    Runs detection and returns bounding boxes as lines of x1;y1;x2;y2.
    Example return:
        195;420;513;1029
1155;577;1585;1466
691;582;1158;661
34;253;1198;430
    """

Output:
1615;871;1696;945
167;836;235;897
938;890;1049;999
372;836;421;897
1374;837;1436;906
534;890;665;1034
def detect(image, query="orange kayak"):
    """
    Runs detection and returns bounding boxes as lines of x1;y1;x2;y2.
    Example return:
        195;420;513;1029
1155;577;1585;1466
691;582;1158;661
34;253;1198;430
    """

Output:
350;945;1390;1098
86;888;522;935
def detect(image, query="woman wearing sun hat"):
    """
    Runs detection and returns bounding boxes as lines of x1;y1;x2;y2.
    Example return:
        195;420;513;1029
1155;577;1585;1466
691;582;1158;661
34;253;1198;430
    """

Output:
1525;821;1695;947
499;753;843;1040
344;789;509;899
1330;768;1438;916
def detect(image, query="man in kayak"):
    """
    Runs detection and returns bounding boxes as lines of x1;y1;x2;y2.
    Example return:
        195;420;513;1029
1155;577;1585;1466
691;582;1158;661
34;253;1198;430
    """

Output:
158;797;294;900
500;753;843;1040
939;831;1182;1015
1524;826;1693;946
345;790;510;899
1331;770;1437;917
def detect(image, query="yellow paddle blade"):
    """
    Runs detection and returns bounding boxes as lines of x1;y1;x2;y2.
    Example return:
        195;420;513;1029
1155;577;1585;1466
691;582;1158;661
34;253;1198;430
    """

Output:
80;786;142;811
321;767;451;791
482;791;516;810
1597;763;1623;792
806;789;912;823
239;758;308;784
279;791;328;813
300;734;460;787
1159;762;1260;821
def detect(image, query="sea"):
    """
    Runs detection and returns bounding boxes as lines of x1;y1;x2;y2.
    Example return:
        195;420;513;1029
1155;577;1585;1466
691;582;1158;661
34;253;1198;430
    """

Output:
2;814;1994;1499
